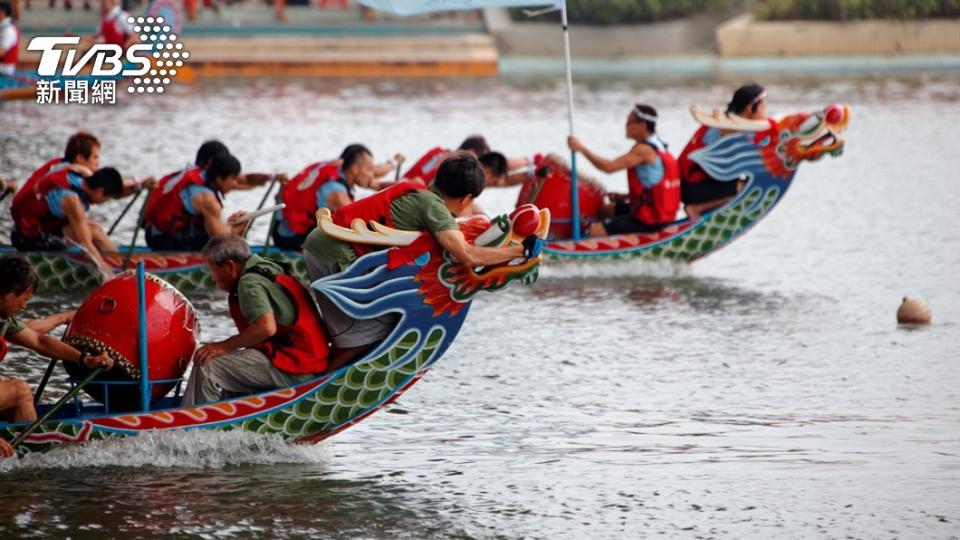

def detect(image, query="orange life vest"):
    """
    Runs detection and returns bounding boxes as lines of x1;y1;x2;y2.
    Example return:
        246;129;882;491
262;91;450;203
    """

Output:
628;139;681;226
228;262;330;375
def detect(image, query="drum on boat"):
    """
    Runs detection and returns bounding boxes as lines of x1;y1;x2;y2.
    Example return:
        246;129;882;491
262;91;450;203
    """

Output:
515;154;605;239
63;271;199;410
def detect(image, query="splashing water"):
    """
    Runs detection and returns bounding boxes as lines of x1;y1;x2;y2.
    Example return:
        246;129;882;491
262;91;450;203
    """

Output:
1;430;327;472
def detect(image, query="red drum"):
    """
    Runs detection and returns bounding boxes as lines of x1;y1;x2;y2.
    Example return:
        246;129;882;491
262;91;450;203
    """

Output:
515;154;605;239
64;271;199;410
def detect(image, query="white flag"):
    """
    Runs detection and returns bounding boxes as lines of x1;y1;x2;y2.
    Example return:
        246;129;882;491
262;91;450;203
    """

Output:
359;0;556;16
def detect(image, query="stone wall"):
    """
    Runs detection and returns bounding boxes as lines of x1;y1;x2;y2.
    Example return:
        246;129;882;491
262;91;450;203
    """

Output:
717;14;960;56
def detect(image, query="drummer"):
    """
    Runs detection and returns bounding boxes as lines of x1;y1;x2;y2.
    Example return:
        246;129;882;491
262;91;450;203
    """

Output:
0;255;113;438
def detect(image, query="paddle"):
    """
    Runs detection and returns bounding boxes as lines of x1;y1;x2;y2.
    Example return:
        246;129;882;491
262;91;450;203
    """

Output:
64;237;113;282
32;359;58;406
33;324;68;405
107;186;144;236
11;367;103;449
233;203;285;227
243;175;279;239
123;188;153;271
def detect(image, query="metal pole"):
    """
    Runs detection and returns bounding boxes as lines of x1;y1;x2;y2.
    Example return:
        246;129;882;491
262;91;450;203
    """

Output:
560;0;580;240
137;262;150;412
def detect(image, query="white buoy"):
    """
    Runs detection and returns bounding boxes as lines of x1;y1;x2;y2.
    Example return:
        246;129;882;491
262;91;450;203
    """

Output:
897;297;931;325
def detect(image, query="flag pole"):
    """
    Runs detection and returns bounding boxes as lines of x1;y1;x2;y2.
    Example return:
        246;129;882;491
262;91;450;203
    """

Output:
560;0;580;240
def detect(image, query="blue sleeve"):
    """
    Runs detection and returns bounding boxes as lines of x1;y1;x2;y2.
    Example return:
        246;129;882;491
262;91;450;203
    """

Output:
67;172;84;189
46;188;77;219
316;181;348;210
181;185;214;216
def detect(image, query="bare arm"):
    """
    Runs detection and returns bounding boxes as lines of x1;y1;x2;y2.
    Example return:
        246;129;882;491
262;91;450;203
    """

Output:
194;313;277;364
436;229;523;267
193;191;234;237
326;190;353;213
9;326;113;369
23;311;74;335
233;173;284;191
568;137;653;174
62;194;111;270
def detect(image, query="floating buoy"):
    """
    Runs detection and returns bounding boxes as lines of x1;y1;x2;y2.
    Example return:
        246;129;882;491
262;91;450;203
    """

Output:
897;297;931;325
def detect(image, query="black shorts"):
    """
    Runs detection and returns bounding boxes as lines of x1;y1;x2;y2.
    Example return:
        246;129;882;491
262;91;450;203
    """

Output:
10;229;67;251
271;229;308;251
681;179;739;204
145;222;210;251
603;213;666;235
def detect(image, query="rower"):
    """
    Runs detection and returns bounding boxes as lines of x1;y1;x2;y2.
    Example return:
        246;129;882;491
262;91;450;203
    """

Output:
181;235;329;406
678;83;769;220
142;151;248;251
272;144;374;250
402;135;491;184
0;255;113;430
303;153;543;371
10;165;125;270
90;0;138;50
567;104;680;237
0;2;18;77
14;132;152;210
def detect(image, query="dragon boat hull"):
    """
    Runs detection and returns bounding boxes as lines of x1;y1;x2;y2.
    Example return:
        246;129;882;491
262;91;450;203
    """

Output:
0;246;306;293
1;211;547;456
528;104;849;263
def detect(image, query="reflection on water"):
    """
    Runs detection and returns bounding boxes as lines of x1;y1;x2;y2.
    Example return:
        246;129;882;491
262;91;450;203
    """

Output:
1;76;959;538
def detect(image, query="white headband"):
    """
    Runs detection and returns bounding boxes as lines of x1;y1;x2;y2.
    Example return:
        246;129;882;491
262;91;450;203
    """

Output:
633;106;658;123
751;91;768;105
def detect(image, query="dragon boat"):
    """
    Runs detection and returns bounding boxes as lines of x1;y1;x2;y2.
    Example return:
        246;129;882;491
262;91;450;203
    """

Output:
0;245;307;293
518;104;850;262
0;208;549;456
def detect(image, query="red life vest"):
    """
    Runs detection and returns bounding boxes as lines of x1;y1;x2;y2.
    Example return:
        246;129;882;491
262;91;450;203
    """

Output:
100;11;129;48
332;181;430;258
13;157;67;208
279;161;346;236
228;262;330;375
0;334;7;363
1;20;19;67
143;167;219;236
11;169;85;239
628;140;681;226
402;147;448;184
678;125;714;185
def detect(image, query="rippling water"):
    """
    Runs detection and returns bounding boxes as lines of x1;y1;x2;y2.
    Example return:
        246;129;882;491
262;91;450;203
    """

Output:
1;75;959;538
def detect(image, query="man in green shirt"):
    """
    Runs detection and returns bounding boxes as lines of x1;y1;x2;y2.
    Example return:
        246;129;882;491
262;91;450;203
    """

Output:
182;235;329;406
303;153;543;370
1;255;114;457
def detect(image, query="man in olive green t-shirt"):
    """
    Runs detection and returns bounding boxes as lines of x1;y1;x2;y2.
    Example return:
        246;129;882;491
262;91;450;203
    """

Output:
303;153;544;371
182;235;322;406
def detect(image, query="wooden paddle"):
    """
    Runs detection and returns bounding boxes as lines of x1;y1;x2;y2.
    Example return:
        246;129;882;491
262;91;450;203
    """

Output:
242;176;279;239
11;367;104;449
123;188;153;271
107;186;145;236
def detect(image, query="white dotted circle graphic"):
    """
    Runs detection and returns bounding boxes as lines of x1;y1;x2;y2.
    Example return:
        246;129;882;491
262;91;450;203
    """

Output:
127;15;190;97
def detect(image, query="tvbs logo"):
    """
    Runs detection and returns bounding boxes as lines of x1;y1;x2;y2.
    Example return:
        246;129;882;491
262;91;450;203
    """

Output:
27;37;151;77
